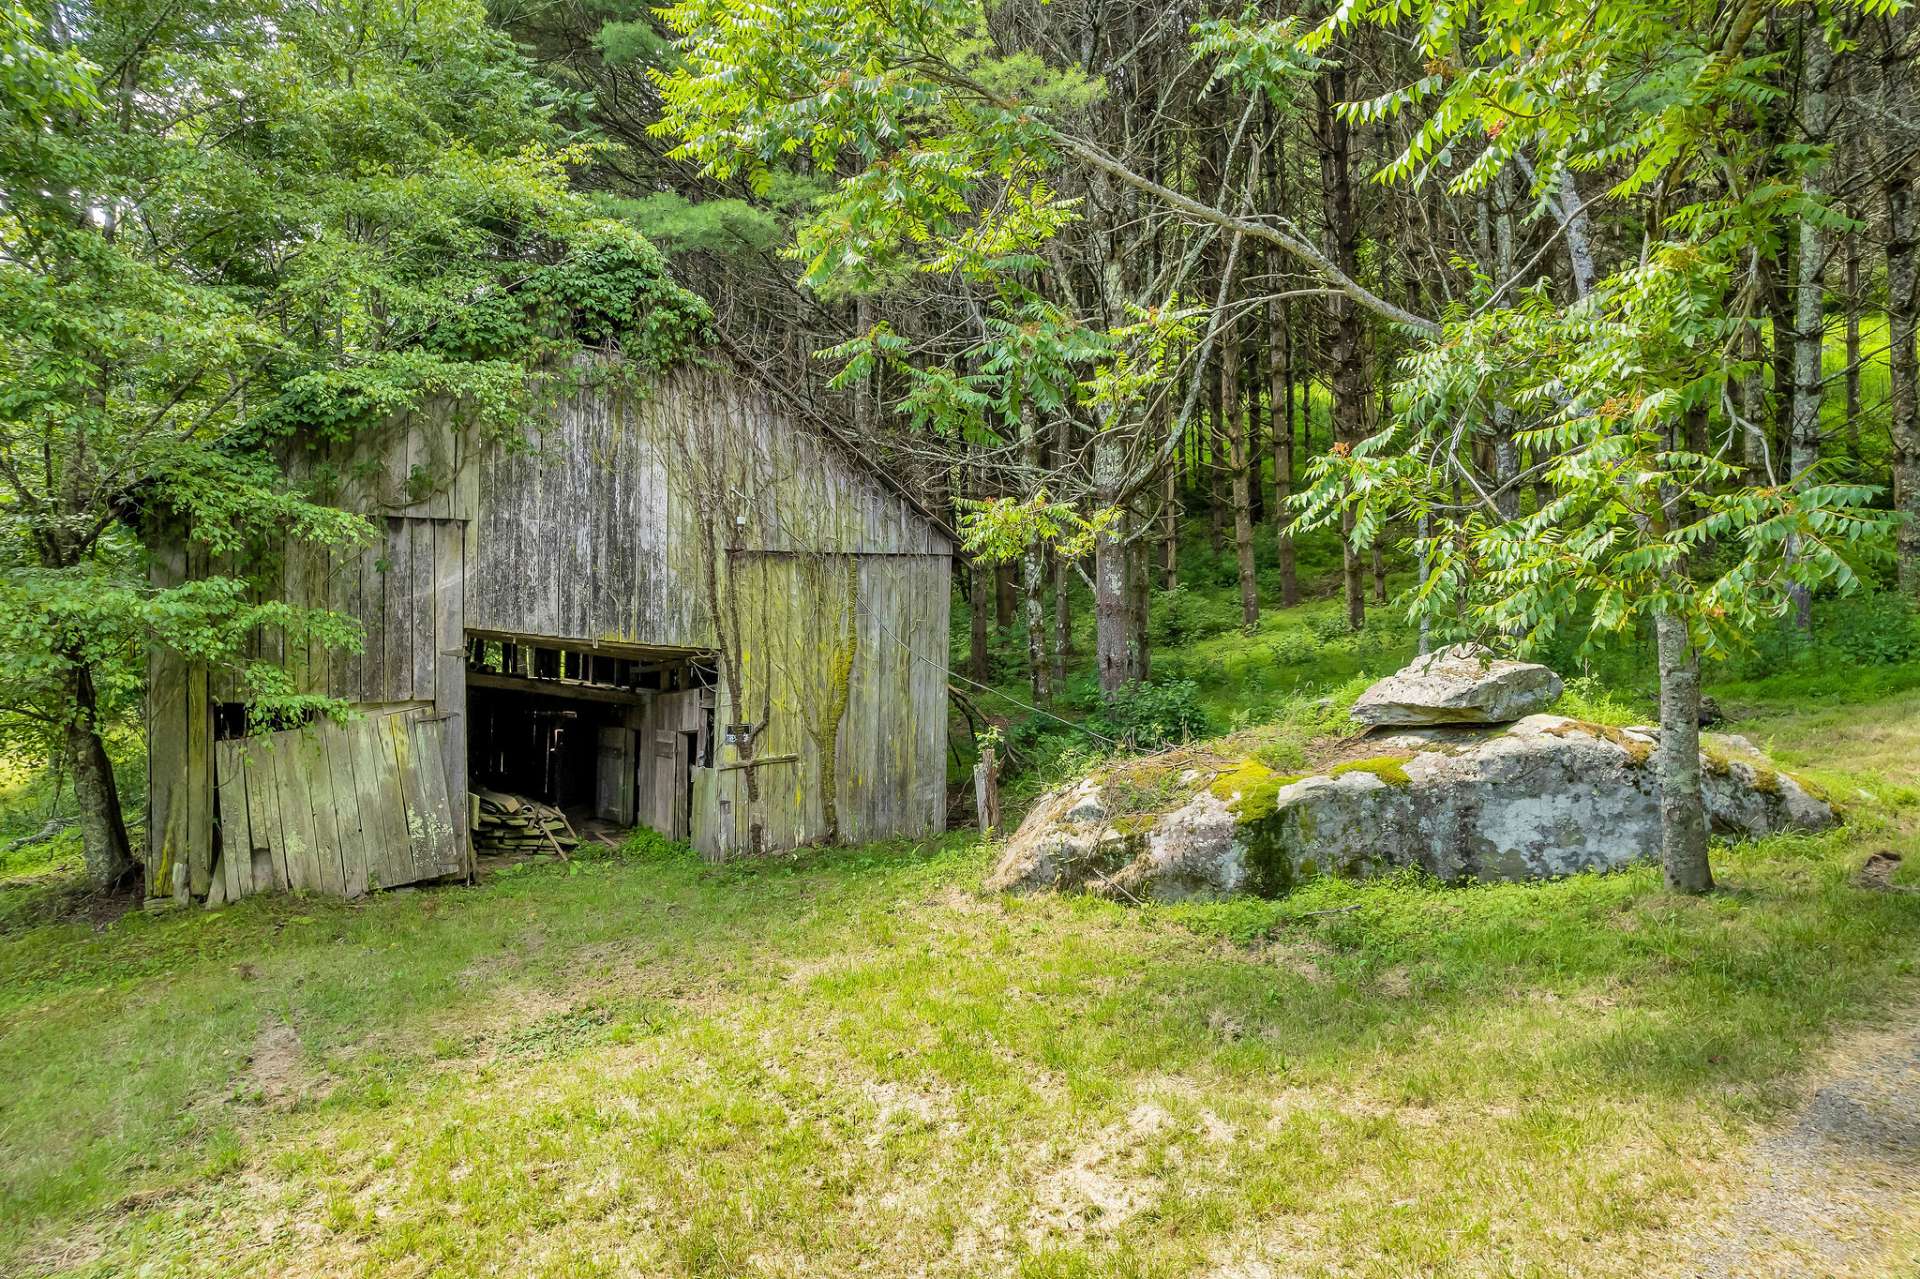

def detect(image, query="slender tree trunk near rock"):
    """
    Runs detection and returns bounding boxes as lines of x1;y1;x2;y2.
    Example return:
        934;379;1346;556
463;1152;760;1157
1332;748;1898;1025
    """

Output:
1054;411;1074;680
1092;434;1141;694
1888;149;1920;599
1318;67;1372;632
1269;285;1301;608
1022;547;1049;704
1786;22;1836;630
1020;398;1050;703
968;560;991;683
1223;321;1260;627
64;658;134;891
1491;170;1521;520
1205;391;1226;559
1050;551;1070;692
1845;219;1862;453
1654;608;1713;894
1161;453;1179;590
1740;308;1770;476
1416;512;1433;655
1768;247;1797;467
1128;521;1153;682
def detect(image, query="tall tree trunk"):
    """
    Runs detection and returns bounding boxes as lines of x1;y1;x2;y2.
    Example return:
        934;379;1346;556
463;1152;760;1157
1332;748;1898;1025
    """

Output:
1092;434;1141;693
1019;398;1050;703
1889;148;1920;597
968;560;991;683
1269;281;1300;606
852;295;876;434
1490;170;1521;519
1786;21;1837;629
1205;378;1226;558
1128;518;1153;683
1558;170;1597;299
1654;609;1712;894
1318;67;1372;631
1844;216;1862;454
1050;552;1070;692
64;658;134;891
1161;449;1179;590
1223;317;1260;627
1053;409;1074;685
1739;305;1770;476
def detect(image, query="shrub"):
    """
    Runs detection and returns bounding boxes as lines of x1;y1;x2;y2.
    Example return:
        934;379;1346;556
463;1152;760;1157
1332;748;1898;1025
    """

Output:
1307;611;1358;643
1087;678;1213;749
1553;674;1649;727
1821;590;1920;666
1262;629;1320;665
617;827;696;863
1150;584;1237;646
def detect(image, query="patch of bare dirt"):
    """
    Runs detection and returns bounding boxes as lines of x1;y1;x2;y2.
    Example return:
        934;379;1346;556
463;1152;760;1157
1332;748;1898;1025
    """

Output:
1027;1102;1173;1241
1856;849;1912;893
0;872;141;935
244;1021;329;1110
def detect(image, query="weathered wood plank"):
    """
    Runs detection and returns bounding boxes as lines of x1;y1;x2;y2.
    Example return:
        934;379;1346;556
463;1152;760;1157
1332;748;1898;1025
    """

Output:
432;519;468;870
407;715;461;878
384;518;412;702
298;726;344;896
386;710;432;880
410;519;435;706
355;710;412;891
214;743;252;902
270;735;319;892
185;659;212;899
324;719;369;898
240;739;288;892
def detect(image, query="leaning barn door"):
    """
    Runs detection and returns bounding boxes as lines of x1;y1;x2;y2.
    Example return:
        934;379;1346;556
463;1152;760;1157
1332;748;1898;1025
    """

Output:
212;707;463;901
595;726;635;824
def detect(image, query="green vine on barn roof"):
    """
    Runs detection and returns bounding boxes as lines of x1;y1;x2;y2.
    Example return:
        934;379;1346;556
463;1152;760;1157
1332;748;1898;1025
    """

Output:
258;224;716;449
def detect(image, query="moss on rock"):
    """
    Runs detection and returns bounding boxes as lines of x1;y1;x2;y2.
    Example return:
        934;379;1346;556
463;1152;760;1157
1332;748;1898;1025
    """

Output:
1208;759;1299;822
1327;755;1413;786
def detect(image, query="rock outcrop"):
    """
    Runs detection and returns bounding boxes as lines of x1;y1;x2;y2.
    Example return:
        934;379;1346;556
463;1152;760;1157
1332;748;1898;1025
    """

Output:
1350;643;1563;726
985;715;1834;902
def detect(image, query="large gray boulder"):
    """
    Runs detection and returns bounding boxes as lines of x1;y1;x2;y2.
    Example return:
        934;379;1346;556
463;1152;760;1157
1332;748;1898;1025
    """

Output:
985;715;1834;902
1351;644;1564;726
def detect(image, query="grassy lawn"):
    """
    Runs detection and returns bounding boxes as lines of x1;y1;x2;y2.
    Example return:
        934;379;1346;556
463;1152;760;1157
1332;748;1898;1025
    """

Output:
3;679;1918;1277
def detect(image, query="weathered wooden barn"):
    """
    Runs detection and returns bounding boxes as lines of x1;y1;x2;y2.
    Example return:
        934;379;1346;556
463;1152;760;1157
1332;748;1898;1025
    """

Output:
145;361;953;902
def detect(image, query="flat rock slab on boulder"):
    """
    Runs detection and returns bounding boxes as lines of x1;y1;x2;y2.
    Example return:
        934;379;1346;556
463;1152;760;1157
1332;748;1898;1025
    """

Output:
986;715;1834;903
1351;643;1564;726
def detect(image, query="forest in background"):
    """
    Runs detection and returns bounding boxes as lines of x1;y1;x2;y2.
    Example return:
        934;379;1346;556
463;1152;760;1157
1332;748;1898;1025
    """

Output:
2;0;1919;898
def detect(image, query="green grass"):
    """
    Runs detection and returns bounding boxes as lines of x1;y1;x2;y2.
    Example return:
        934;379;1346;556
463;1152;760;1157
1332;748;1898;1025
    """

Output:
3;681;1918;1277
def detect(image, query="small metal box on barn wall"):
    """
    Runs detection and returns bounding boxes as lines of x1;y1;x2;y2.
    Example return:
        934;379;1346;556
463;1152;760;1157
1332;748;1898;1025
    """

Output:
145;360;953;903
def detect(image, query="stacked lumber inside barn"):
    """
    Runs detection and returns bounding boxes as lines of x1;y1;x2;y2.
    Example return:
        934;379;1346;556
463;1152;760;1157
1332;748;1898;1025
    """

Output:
471;788;579;857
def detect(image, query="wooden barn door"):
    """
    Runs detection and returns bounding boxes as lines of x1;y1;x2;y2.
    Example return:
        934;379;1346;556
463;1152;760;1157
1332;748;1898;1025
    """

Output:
636;690;703;842
595;726;636;825
212;707;464;900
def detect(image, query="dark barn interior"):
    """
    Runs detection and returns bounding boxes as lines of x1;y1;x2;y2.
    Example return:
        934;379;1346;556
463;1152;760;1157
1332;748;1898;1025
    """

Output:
463;636;715;849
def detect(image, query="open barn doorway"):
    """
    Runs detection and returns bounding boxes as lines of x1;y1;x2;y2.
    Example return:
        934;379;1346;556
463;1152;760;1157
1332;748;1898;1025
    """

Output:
464;634;715;858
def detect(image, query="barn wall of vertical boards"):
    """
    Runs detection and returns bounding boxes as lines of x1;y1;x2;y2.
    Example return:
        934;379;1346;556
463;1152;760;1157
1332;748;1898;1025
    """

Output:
145;361;953;902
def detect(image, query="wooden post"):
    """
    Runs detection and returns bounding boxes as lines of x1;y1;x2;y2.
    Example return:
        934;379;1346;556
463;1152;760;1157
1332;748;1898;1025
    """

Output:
973;744;1000;837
